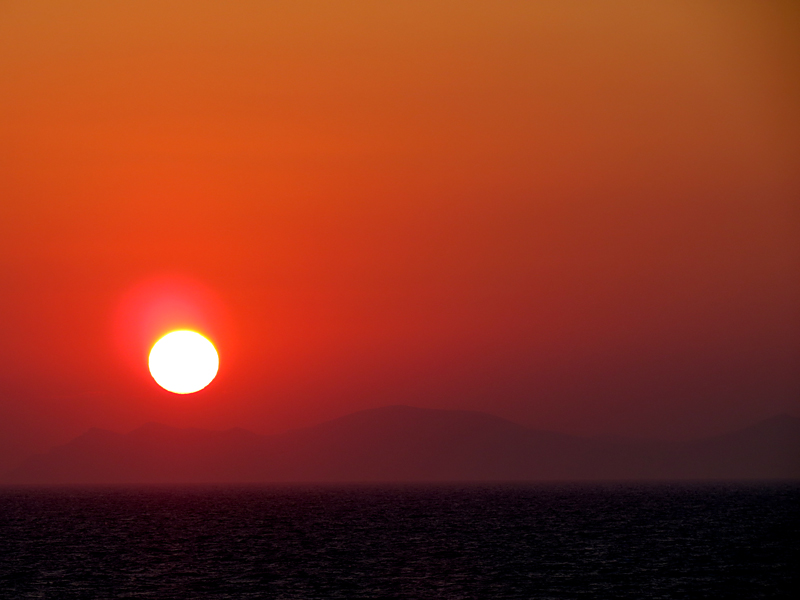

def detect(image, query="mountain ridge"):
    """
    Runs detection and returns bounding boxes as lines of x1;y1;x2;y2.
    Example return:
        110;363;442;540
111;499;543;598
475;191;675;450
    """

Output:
4;406;799;484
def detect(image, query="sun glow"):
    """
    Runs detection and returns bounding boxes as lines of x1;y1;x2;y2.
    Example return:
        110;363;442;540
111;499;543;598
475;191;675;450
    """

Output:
148;330;219;394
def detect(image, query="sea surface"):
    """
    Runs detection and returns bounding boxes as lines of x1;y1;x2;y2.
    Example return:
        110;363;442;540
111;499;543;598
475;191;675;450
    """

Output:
0;483;797;599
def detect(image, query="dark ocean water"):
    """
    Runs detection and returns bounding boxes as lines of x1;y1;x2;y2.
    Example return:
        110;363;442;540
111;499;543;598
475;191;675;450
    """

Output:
0;483;797;599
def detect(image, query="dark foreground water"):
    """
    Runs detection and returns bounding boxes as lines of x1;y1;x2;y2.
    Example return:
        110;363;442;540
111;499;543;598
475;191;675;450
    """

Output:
0;483;797;599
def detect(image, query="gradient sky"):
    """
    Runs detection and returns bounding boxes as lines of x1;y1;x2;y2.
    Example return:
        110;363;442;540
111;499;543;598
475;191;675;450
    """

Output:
1;1;798;471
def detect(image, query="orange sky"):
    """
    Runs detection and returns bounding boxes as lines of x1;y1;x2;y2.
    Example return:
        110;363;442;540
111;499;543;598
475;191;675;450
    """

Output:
1;1;798;470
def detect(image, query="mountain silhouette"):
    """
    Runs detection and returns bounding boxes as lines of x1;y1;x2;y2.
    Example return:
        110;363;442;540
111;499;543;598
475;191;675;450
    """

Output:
4;406;799;484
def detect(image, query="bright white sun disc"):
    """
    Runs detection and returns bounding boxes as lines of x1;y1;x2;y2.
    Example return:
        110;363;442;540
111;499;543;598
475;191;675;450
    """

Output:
148;330;219;394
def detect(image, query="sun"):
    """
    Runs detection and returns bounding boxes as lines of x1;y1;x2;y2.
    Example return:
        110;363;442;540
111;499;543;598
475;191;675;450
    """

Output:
148;330;219;394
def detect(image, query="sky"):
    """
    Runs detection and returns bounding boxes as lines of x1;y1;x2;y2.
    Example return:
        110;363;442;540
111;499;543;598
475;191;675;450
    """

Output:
0;1;798;471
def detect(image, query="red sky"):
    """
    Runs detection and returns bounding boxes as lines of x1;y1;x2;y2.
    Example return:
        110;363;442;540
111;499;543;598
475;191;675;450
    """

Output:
1;1;798;471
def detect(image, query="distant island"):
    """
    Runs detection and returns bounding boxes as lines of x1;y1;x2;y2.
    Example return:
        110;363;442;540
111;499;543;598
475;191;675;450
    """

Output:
4;406;799;484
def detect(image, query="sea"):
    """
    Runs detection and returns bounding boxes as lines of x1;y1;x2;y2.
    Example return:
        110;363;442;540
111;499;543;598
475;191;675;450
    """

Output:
0;483;796;599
